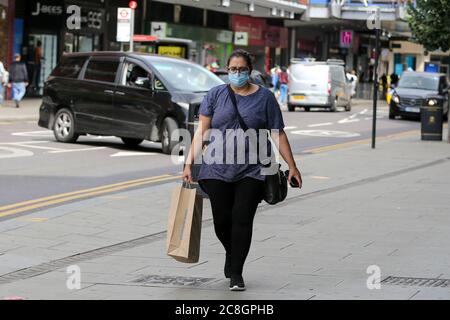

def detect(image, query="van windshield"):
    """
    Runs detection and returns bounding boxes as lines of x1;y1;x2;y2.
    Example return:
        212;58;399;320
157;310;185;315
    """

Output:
291;65;329;81
149;59;224;92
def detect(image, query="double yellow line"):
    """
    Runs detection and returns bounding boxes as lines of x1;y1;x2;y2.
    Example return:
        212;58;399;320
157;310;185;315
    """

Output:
0;174;179;219
302;130;420;154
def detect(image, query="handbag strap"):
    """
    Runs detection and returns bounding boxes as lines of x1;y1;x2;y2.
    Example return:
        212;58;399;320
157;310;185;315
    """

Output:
227;85;275;167
227;84;249;131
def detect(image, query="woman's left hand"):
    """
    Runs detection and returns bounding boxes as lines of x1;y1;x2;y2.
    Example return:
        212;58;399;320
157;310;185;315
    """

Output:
288;166;303;189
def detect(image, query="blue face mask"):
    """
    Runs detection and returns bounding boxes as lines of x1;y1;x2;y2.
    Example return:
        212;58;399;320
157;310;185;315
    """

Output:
228;71;250;88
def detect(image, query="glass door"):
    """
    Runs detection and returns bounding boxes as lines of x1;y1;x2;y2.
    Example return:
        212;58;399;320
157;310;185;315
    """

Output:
28;34;58;96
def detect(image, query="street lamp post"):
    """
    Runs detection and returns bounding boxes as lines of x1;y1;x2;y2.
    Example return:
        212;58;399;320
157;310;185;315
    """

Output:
129;1;137;52
371;8;381;149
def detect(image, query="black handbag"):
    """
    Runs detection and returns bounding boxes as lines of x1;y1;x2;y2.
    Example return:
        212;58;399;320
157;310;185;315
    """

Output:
227;85;287;205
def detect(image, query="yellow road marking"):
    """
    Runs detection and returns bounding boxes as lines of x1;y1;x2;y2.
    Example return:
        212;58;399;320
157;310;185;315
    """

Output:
0;174;176;213
302;130;420;154
0;175;179;218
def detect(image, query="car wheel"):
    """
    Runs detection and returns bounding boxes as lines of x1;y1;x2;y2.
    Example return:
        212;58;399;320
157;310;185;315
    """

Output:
121;138;143;147
304;107;310;112
330;97;338;112
287;104;295;112
161;117;179;155
53;108;79;143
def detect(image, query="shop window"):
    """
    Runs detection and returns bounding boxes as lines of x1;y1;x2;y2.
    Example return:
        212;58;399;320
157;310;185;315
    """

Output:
180;5;203;26
84;60;119;83
207;10;229;29
51;57;86;79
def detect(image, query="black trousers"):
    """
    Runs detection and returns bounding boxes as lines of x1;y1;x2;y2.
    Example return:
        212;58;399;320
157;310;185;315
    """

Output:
200;178;264;276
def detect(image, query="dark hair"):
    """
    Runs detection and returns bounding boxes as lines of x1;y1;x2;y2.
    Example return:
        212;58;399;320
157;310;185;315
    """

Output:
227;49;253;72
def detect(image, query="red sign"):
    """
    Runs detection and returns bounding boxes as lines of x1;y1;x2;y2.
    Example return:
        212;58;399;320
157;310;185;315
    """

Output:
265;26;289;48
232;15;267;47
340;30;353;48
133;35;158;42
129;1;137;9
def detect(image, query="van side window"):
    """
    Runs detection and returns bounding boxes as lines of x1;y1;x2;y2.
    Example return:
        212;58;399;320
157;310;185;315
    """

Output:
123;63;152;89
84;60;119;83
51;57;86;79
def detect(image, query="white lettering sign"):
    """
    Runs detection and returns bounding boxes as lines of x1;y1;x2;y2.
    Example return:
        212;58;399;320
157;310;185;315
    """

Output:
32;2;63;16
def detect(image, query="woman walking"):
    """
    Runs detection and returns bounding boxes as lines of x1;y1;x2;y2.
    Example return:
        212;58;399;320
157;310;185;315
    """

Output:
182;50;302;291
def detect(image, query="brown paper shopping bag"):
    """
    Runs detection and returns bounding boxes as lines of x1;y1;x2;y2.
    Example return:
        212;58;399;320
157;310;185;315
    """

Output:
166;183;203;263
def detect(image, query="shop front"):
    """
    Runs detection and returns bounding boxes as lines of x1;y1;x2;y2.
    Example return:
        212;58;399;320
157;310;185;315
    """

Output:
146;22;234;68
13;0;108;95
231;15;267;72
0;0;9;64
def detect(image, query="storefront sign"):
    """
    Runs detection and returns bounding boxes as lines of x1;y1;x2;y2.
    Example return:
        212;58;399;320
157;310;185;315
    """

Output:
232;15;266;47
117;8;132;42
340;30;353;48
151;22;167;37
158;46;185;58
31;2;63;16
217;30;233;44
234;32;248;46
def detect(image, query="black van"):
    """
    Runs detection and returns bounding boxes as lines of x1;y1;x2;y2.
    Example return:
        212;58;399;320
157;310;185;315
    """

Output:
38;52;223;154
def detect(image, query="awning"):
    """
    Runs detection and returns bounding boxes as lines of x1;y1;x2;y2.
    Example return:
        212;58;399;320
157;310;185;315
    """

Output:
155;0;307;18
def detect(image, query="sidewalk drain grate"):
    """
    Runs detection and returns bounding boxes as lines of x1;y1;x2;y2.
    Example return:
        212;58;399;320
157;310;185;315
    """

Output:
382;276;450;288
131;275;214;287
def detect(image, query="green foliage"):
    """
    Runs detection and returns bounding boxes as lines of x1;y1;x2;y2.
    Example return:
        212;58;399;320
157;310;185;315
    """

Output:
407;0;450;52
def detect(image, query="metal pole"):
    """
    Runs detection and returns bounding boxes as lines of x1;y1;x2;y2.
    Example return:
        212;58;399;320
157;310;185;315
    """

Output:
371;9;381;149
129;9;135;52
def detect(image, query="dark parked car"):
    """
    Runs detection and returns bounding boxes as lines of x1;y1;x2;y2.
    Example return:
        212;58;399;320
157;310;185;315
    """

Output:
389;71;449;120
38;52;224;154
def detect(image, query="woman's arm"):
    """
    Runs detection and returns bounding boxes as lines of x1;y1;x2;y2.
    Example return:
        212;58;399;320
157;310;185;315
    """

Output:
271;129;303;188
182;115;211;183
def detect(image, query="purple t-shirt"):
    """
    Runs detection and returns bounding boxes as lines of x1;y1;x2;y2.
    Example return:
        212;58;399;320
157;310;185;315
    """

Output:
197;84;285;182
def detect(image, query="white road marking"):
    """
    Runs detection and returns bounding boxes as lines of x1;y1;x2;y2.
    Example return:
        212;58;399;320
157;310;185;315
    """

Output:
284;126;297;130
12;131;53;137
4;142;66;152
0;146;34;159
310;176;331;180
359;109;368;115
338;118;359;124
291;130;360;138
110;151;157;157
307;122;333;128
349;113;359;119
49;147;107;154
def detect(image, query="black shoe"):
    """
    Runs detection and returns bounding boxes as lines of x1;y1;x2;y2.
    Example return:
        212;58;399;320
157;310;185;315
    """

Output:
14;100;19;108
229;275;246;291
224;253;231;279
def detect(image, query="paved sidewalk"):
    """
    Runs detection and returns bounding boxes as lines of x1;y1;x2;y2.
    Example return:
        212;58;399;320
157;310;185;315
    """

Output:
0;129;449;299
0;99;41;122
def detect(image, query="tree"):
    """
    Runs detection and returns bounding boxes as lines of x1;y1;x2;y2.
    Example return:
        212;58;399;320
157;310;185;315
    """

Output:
408;0;450;52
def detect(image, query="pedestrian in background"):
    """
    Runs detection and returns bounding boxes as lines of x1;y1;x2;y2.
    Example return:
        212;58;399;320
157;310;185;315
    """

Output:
0;60;7;107
182;49;302;291
7;54;29;108
279;66;289;107
270;65;281;97
32;40;44;93
380;73;388;99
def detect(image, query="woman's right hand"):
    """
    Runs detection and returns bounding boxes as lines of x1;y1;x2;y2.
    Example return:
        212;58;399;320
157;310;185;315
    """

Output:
182;165;193;184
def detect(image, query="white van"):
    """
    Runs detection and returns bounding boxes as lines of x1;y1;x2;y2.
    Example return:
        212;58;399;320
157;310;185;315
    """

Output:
288;59;352;112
